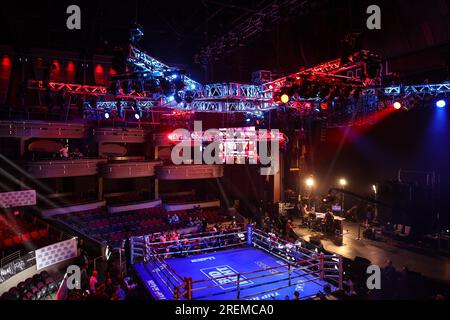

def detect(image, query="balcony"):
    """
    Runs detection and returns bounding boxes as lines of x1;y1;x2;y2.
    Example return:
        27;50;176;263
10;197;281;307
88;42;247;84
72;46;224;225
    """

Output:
156;165;224;180
100;161;162;179
0;121;87;139
27;159;106;178
93;127;147;143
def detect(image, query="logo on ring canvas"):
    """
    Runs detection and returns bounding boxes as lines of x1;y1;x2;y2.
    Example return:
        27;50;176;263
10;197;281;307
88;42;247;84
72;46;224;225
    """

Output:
200;265;254;290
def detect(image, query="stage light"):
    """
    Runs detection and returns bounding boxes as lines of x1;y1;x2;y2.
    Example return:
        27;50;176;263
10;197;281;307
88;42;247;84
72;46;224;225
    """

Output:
306;177;315;188
104;112;110;119
134;113;140;120
189;84;197;90
436;99;446;108
339;178;347;187
281;94;290;104
167;95;175;102
393;102;402;110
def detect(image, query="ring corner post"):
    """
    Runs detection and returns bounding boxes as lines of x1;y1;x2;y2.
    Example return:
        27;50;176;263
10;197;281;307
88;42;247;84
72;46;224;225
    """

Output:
185;277;193;300
338;255;344;291
319;253;325;281
247;223;254;247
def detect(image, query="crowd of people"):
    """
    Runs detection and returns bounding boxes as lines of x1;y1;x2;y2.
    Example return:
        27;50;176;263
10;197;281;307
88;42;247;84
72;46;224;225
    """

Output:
66;239;140;301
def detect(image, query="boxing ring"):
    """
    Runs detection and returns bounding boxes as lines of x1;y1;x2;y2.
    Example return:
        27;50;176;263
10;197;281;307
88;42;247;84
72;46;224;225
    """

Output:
131;225;343;300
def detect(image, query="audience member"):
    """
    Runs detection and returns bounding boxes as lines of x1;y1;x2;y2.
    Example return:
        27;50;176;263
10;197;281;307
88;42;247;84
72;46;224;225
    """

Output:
89;270;98;294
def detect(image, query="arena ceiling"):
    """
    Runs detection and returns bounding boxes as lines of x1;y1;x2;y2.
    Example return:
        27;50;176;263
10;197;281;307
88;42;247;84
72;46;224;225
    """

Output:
1;0;450;82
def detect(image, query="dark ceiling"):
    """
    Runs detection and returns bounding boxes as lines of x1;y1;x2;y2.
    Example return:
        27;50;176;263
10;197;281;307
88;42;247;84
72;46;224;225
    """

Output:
1;0;450;82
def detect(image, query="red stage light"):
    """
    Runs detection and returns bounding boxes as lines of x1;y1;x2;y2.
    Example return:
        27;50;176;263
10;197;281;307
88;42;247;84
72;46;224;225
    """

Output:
1;55;12;67
95;64;104;74
52;59;60;70
393;102;402;110
66;61;75;72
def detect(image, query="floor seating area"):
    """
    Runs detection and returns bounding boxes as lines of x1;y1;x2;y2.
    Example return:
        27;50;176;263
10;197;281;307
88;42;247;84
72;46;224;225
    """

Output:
0;270;59;300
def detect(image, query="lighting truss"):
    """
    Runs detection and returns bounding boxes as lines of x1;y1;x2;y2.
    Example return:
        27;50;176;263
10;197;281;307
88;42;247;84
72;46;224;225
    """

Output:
128;45;202;93
195;0;312;64
188;101;276;112
96;100;158;110
27;80;153;100
202;83;270;100
262;59;366;93
28;80;107;95
364;83;450;96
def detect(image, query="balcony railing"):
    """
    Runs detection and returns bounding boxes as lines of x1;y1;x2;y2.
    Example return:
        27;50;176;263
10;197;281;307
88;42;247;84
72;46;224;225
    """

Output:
27;159;107;178
93;127;147;143
0;121;87;139
156;165;224;180
100;161;162;179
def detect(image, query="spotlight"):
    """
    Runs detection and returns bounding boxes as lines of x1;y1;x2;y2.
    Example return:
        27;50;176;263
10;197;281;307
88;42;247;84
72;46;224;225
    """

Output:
393;102;402;110
339;178;347;187
167;95;175;103
436;99;446;108
306;177;315;188
134;113;140;120
104;112;110;119
281;94;290;104
189;84;196;91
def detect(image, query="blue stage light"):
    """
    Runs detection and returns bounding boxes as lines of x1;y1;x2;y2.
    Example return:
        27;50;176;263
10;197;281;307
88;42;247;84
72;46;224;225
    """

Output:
167;96;175;102
190;84;196;90
436;99;446;108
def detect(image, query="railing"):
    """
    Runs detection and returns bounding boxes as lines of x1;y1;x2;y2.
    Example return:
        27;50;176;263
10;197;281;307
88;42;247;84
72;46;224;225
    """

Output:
0;251;36;285
1;250;21;268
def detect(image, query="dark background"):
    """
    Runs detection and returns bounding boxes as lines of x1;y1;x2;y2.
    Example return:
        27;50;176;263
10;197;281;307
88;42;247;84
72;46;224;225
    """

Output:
1;0;450;82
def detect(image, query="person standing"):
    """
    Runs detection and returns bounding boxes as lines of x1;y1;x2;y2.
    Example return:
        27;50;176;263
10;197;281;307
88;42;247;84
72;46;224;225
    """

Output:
89;270;98;294
59;144;69;159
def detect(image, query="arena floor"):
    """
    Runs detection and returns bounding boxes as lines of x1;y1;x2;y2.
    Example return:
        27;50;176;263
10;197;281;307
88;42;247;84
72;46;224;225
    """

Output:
135;247;332;300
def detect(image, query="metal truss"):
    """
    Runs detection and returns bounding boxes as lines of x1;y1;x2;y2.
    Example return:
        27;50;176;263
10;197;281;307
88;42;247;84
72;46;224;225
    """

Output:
188;100;276;112
262;59;366;93
27;80;156;100
128;45;202;92
96;100;158;110
195;0;312;64
28;80;108;95
202;83;270;100
364;83;450;96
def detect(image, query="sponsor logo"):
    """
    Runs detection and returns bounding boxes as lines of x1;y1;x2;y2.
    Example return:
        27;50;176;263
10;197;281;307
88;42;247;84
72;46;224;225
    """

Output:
200;265;254;290
191;257;216;263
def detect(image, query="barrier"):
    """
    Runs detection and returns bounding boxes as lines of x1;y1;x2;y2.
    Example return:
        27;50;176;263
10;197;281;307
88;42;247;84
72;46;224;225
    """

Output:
132;225;343;300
